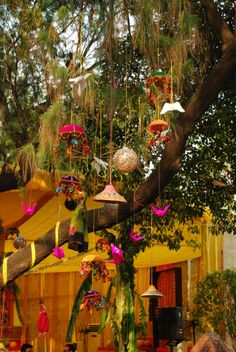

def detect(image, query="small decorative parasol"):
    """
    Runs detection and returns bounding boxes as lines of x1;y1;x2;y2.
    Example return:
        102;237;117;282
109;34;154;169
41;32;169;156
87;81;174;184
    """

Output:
141;284;163;298
80;290;110;313
56;176;83;210
94;184;126;203
58;124;90;157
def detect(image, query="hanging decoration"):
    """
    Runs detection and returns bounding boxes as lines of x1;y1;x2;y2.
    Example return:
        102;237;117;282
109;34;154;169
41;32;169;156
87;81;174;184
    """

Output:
80;290;110;313
141;284;163;298
113;147;139;173
52;246;64;260
94;184;126;203
57;124;90;158
80;255;111;282
4;228;19;240
150;204;170;217
93;55;127;203
111;244;124;264
93;157;108;175
68;194;88;252
129;229;145;242
13;234;27;250
95;238;111;252
69;73;92;96
144;70;171;107
148;119;170;149
160;102;185;115
22;202;37;216
37;299;49;337
56;176;83;211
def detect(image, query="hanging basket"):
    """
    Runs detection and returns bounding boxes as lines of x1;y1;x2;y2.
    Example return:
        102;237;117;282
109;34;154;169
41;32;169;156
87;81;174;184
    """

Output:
80;255;111;282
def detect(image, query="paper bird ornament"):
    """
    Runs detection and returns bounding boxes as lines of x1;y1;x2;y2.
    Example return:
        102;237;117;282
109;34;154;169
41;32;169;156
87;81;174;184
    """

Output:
22;202;37;216
52;246;65;259
150;204;170;217
130;229;145;242
160;102;185;115
111;244;124;264
69;73;92;96
93;157;108;175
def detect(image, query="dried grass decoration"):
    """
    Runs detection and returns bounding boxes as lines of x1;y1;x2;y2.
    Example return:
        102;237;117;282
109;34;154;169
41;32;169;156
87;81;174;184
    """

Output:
56;176;83;210
80;255;111;282
80;290;110;312
57;124;90;158
113;147;139;173
144;70;171;107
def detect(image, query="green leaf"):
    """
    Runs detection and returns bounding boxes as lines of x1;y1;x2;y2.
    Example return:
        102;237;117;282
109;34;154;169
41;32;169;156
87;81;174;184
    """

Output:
66;274;92;342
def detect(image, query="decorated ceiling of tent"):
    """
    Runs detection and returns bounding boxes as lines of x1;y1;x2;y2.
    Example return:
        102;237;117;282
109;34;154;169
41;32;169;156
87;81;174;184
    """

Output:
0;172;202;273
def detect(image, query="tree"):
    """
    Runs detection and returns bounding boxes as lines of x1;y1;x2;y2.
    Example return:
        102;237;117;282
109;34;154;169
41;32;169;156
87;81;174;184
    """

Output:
0;1;235;350
194;270;236;349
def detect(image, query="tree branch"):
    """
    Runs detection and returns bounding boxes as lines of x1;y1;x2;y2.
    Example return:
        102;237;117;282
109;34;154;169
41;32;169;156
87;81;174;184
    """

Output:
199;0;235;49
1;1;236;286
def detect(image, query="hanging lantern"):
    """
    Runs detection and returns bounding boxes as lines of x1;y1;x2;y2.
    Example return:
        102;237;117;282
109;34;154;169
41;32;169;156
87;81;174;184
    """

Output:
113;147;139;173
56;176;83;210
13;235;27;250
93;184;126;203
96;238;111;253
144;70;171;107
80;255;111;282
80;290;110;312
141;284;163;298
59;124;90;158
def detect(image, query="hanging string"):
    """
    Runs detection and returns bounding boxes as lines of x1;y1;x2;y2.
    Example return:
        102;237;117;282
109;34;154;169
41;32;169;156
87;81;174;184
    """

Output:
150;210;154;285
170;61;174;104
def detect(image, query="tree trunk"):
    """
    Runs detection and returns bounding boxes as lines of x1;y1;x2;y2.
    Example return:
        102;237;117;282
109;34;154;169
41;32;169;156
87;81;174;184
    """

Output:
111;266;136;352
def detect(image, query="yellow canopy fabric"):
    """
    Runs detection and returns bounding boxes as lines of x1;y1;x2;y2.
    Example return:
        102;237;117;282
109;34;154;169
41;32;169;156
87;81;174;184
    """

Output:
2;192;201;273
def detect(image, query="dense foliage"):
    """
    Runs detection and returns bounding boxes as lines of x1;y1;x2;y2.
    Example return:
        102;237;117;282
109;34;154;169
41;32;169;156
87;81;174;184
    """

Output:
194;270;236;340
0;1;235;235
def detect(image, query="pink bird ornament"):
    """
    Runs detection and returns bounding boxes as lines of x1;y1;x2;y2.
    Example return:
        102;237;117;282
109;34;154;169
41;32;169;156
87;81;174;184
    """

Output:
150;204;170;217
22;202;37;216
52;246;65;259
130;229;145;242
111;244;124;264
